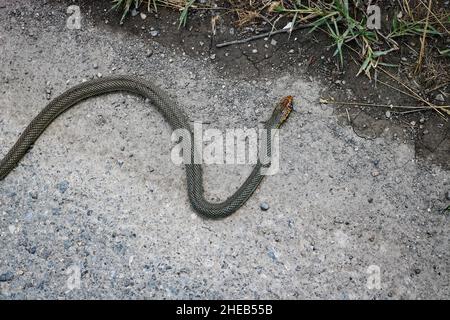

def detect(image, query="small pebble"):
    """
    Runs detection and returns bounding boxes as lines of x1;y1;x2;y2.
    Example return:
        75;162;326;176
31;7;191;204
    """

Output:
260;202;269;211
0;271;14;282
267;248;277;262
8;225;16;234
56;180;69;193
64;240;73;250
434;93;445;104
27;246;37;254
371;170;380;177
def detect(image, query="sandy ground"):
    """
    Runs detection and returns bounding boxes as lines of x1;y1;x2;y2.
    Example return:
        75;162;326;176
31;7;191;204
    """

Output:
0;0;449;299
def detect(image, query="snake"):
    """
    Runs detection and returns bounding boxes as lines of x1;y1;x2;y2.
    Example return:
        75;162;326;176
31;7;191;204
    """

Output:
0;75;294;218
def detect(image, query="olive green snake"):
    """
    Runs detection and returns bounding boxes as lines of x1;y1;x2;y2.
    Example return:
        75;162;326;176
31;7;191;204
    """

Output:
0;76;293;218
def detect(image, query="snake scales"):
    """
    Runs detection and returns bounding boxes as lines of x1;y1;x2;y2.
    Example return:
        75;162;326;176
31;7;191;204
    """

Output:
0;76;293;218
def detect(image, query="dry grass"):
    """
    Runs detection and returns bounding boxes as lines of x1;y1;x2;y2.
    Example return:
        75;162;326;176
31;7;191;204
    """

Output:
112;1;449;65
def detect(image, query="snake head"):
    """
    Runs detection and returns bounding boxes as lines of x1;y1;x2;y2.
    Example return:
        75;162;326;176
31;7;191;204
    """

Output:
272;95;294;128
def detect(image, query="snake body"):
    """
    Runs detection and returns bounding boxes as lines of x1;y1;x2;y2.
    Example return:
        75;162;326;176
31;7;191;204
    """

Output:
0;76;293;218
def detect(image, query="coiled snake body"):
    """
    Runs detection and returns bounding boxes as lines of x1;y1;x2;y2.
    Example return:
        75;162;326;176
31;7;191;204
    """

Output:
0;76;293;218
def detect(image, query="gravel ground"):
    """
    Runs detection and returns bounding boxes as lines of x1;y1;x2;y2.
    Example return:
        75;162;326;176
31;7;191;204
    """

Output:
0;0;449;299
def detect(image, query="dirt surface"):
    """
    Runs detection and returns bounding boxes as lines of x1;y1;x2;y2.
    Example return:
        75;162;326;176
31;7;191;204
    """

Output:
0;0;449;299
